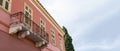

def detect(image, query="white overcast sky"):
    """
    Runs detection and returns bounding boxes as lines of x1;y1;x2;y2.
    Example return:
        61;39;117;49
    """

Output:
39;0;120;51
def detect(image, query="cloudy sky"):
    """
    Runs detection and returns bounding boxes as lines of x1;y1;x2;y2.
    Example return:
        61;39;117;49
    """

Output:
39;0;120;51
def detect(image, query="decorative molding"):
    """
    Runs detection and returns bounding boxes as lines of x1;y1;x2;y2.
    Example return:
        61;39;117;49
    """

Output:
0;20;9;28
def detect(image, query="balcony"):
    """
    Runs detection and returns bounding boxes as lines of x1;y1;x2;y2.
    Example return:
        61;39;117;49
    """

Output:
9;12;48;48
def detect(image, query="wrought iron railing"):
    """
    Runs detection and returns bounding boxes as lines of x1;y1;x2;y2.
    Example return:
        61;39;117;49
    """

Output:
10;12;49;42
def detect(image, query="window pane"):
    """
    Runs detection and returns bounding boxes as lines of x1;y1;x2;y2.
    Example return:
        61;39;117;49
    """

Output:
25;6;28;10
5;1;9;10
29;15;31;18
8;0;10;1
29;9;31;13
25;16;29;24
0;0;3;6
25;11;29;17
28;19;31;26
51;30;56;45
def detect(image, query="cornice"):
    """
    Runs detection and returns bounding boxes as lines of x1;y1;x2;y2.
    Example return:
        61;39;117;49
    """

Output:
31;0;65;36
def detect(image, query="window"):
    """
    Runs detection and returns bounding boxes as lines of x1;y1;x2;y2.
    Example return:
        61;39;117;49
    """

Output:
50;30;56;46
59;36;63;50
5;1;9;10
0;0;3;6
0;0;11;12
40;19;46;39
24;3;32;29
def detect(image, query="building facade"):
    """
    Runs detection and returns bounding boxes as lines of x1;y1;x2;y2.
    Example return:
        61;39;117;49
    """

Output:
0;0;65;51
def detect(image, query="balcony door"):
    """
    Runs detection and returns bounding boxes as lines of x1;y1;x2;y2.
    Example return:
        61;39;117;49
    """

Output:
24;3;32;30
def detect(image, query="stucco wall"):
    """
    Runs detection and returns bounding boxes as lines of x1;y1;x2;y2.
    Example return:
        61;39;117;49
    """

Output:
0;0;65;51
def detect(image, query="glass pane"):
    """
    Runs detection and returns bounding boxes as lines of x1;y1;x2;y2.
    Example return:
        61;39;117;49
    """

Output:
25;6;28;10
25;11;29;17
5;1;9;10
29;15;31;18
0;0;3;6
8;0;10;1
28;19;31;26
25;15;28;23
29;9;31;13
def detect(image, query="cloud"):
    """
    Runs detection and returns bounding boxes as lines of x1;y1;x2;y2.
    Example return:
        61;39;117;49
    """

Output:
73;11;120;51
77;36;120;51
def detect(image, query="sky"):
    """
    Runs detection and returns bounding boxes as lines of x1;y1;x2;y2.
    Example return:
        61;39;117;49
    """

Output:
39;0;120;51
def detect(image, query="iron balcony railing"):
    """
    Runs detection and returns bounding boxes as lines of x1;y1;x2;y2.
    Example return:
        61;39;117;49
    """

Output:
10;12;49;45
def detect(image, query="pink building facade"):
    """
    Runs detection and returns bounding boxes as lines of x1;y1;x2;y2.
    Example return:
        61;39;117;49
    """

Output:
0;0;65;51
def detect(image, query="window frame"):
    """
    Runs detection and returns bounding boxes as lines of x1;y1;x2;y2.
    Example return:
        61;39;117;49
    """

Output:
0;0;12;13
0;0;3;6
40;18;46;39
50;29;56;46
24;3;33;30
59;36;63;50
